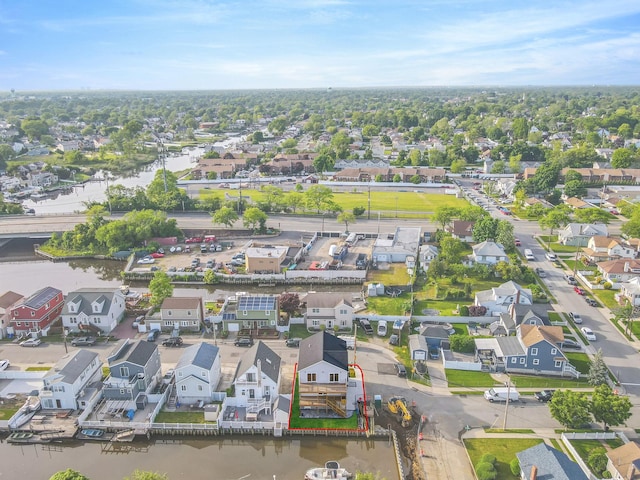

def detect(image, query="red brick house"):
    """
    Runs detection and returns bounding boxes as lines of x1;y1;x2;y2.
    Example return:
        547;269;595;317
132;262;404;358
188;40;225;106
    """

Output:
10;286;64;336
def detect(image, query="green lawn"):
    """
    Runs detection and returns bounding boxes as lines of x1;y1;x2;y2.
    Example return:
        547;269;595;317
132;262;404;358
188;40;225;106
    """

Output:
289;378;360;430
368;264;412;285
592;289;620;310
508;374;586;388
366;296;408;315
548;312;563;323
550;242;583;254
446;370;499;388
564;352;592;375
26;366;51;371
154;411;206;423
0;406;21;420
465;438;543;479
571;438;623;467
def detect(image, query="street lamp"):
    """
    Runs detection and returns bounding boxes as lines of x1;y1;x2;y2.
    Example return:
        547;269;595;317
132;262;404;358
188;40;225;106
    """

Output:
63;328;69;354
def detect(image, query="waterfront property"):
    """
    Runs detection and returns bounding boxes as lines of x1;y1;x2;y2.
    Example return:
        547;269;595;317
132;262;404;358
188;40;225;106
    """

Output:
232;341;281;417
0;290;24;339
174;342;221;406
9;286;64;337
154;297;204;333
61;288;126;334
304;292;357;331
371;227;422;264
40;349;103;410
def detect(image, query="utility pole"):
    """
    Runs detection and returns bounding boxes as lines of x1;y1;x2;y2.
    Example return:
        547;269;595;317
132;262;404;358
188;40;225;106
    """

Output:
368;184;371;220
502;378;512;431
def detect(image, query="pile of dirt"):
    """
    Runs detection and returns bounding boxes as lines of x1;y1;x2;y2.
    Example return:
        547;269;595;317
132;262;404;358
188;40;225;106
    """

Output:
377;404;426;480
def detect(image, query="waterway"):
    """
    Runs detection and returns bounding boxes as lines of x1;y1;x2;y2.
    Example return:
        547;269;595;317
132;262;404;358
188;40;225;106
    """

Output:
0;436;399;480
21;147;205;215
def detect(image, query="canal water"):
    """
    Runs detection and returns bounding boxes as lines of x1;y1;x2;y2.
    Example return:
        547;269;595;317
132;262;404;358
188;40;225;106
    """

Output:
0;436;399;480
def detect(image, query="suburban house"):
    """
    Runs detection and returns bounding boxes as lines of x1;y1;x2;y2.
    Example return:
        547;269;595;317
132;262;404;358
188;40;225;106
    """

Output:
598;259;640;283
606;441;640;480
618;278;640;306
174;342;221;405
297;331;350;417
491;304;550;336
474;324;579;377
420;325;452;348
217;294;280;333
245;245;288;274
102;339;162;410
447;221;475;243
559;223;609;247
564;196;591;209
304;292;356;331
61;288;127;335
418;245;439;271
581;236;636;263
0;291;23;339
475;281;533;315
9;286;64;337
516;443;588;480
40;349;102;410
232;341;281;418
372;227;422;264
158;297;204;333
471;241;509;265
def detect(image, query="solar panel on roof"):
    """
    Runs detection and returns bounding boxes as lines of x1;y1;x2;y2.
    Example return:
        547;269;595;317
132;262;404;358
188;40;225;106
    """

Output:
238;296;275;311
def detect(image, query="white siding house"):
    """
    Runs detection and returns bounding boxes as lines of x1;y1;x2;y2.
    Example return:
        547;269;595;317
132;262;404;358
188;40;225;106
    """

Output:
61;288;126;334
40;349;103;410
175;342;221;405
233;341;281;416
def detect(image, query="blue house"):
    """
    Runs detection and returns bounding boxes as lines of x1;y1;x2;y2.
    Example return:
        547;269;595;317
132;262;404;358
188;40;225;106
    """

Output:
102;339;162;408
517;443;588;480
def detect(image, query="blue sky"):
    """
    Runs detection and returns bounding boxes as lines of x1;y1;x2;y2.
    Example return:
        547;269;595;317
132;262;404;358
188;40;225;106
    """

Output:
1;0;639;91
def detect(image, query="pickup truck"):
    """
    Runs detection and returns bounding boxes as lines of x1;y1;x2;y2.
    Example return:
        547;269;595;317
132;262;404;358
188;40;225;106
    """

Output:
357;318;373;335
71;336;97;347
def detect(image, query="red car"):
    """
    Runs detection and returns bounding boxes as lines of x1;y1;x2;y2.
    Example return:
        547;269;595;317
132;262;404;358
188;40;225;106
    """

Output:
574;286;585;295
150;252;165;258
610;210;619;215
514;239;521;246
185;237;203;244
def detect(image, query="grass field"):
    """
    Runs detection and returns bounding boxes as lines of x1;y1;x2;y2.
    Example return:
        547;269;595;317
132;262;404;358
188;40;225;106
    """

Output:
464;438;543;479
154;411;206;423
202;188;469;216
445;370;499;388
508;374;586;388
0;406;20;420
564;352;592;374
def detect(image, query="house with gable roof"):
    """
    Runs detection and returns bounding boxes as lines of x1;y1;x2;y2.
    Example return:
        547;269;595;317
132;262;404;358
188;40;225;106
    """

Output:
158;297;204;333
9;286;64;337
471;241;509;265
174;342;221;405
517;443;588;480
559;223;608;247
606;441;640;480
102;339;161;408
371;227;421;263
232;341;281;417
474;281;533;315
297;331;349;417
581;236;636;263
598;259;640;283
40;349;102;410
447;220;474;242
304;292;356;331
619;278;640;307
61;288;126;334
474;324;578;377
0;291;23;339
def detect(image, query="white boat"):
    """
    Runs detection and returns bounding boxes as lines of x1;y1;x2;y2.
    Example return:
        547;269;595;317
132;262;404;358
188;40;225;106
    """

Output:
304;461;353;480
8;396;41;429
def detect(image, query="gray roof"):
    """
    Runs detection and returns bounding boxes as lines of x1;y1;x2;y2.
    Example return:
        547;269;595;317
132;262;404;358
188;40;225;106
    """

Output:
176;342;219;371
63;288;121;316
22;286;61;309
234;341;281;384
108;339;157;367
298;331;348;372
495;336;526;357
517;443;588;480
274;395;290;414
45;349;99;385
373;227;422;255
305;292;353;309
472;241;507;257
562;222;608;238
421;326;450;339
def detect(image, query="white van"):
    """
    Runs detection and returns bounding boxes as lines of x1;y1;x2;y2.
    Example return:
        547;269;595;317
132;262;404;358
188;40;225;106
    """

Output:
337;335;355;350
484;387;520;403
377;320;388;337
524;249;535;261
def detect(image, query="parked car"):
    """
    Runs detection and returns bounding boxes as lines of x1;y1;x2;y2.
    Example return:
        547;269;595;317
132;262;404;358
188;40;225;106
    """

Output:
206;259;215;269
514;239;522;246
285;337;301;347
581;327;597;341
150;252;165;258
132;315;145;328
71;336;97;346
564;274;578;285
137;256;155;264
561;339;581;350
534;389;555;403
574;286;585;295
394;363;407;377
0;359;10;371
185;237;203;244
535;267;546;278
568;312;583;324
389;334;399;346
162;337;183;347
428;346;440;360
20;338;42;347
357;318;373;335
610;210;619;215
147;330;160;342
234;337;254;347
585;297;599;307
545;252;558;261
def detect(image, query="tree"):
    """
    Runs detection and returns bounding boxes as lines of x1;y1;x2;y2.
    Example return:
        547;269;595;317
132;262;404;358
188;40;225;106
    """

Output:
149;271;174;308
508;154;522;174
496;220;515;251
539;207;571;240
50;470;90;480
450;158;467;173
511;117;529;140
490;160;505;174
587;349;609;386
574;207;611;225
243;207;268;233
611;148;635;168
259;185;284;212
337;212;356;233
433;206;460;230
590;384;632;430
472;216;498;243
532;160;561;192
304;185;334;213
439;236;464;263
459;205;487;222
279;293;300;319
124;471;168;480
548;389;592;429
211;206;238;228
563;179;586;198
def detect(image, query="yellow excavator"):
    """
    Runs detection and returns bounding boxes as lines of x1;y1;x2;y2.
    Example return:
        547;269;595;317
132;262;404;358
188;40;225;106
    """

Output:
387;396;412;427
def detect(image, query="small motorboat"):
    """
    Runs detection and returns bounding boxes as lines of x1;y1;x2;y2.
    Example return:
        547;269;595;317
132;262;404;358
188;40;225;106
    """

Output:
304;461;353;480
80;428;105;438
